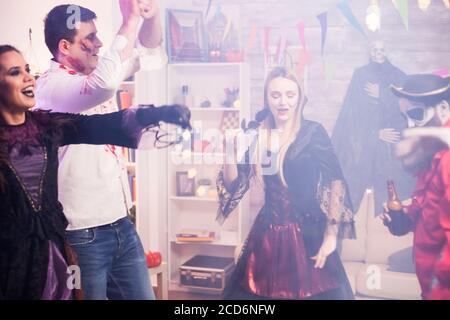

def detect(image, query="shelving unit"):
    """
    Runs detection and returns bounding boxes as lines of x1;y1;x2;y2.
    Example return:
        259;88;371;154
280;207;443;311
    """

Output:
118;80;138;222
165;62;252;293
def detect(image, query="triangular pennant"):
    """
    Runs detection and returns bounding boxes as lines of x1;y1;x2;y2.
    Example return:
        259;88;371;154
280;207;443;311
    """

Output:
393;0;409;31
205;0;213;19
297;22;306;50
337;0;366;37
275;36;282;65
296;50;311;79
317;12;328;56
276;26;288;65
245;24;258;53
262;27;272;65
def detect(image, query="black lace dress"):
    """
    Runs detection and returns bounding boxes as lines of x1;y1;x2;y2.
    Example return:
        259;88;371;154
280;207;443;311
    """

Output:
217;120;355;300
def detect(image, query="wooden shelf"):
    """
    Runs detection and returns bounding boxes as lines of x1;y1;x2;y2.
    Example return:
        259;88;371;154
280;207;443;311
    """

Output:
166;62;251;285
189;108;240;112
169;62;243;68
170;196;217;202
170;152;225;157
171;231;238;247
171;238;237;247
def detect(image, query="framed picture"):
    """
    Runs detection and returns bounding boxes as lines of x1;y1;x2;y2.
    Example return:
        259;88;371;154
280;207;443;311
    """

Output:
176;171;196;196
166;9;208;63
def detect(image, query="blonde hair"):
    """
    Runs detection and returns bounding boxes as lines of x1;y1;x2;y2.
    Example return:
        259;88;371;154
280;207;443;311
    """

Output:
254;67;306;187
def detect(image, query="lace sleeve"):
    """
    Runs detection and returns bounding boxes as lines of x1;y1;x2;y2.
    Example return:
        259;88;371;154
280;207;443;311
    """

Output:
317;179;356;239
216;164;251;225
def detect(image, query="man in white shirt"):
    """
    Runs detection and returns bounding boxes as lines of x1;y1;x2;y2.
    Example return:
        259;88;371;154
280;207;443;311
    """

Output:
36;0;167;300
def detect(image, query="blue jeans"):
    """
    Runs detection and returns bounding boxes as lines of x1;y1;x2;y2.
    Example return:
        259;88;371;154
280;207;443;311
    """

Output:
66;217;155;300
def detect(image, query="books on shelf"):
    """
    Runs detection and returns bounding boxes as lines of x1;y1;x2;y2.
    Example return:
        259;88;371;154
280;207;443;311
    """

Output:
176;229;216;243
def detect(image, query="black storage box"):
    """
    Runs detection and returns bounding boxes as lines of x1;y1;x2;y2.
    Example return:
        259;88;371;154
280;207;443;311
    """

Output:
179;255;235;292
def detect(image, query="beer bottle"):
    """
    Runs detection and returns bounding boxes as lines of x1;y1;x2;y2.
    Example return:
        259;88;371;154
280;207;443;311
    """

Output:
386;180;410;235
387;180;403;212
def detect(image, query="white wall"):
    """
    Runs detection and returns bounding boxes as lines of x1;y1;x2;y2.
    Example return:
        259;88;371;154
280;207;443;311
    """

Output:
0;0;115;73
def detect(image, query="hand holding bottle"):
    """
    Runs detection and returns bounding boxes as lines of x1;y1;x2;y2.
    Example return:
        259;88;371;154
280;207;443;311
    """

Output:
380;180;413;236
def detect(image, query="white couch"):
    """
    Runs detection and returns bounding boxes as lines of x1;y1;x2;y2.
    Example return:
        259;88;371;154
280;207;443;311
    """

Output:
341;190;422;300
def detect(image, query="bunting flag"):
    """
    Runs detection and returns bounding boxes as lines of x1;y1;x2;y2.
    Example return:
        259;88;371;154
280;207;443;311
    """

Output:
296;50;311;79
317;12;328;56
222;13;233;42
245;24;258;52
276;26;288;65
337;0;366;37
393;0;409;31
205;0;213;19
297;22;306;50
275;36;282;65
262;27;272;64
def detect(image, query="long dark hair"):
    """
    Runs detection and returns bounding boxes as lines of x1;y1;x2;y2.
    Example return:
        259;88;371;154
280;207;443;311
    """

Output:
0;45;71;191
0;45;21;189
0;45;20;56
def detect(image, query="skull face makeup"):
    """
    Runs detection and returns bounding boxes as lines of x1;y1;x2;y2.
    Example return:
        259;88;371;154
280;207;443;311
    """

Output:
369;40;387;64
398;98;434;127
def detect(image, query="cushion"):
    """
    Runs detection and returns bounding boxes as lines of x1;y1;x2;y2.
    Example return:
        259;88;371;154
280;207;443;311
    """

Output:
341;229;366;262
387;247;415;274
355;264;421;300
365;228;414;264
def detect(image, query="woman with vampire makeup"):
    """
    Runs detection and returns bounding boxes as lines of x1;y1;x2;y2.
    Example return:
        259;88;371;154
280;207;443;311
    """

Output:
217;67;355;300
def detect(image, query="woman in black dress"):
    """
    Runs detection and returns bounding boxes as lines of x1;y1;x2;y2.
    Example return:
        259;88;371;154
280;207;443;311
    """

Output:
217;67;355;300
0;45;190;300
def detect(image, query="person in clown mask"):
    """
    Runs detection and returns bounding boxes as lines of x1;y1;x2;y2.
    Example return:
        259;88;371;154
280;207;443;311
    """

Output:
381;74;450;300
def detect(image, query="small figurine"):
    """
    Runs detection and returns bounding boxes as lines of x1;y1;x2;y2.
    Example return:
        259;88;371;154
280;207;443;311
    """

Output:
223;87;240;108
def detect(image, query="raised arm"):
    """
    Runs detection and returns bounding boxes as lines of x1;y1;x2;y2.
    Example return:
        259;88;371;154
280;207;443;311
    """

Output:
138;0;163;49
35;0;164;114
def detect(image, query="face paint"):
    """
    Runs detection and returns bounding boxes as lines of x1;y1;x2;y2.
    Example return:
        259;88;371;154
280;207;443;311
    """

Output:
404;106;435;127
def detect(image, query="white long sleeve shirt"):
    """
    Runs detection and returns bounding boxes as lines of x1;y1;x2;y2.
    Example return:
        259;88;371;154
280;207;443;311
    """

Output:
35;36;167;230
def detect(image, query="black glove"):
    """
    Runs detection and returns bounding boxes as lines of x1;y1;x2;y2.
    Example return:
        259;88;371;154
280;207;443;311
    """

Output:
136;104;192;130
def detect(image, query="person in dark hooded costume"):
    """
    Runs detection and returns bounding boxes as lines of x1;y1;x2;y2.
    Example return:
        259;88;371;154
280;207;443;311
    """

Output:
331;40;415;214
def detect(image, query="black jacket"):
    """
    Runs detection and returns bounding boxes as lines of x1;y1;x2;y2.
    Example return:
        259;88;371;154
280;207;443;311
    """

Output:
0;111;137;300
